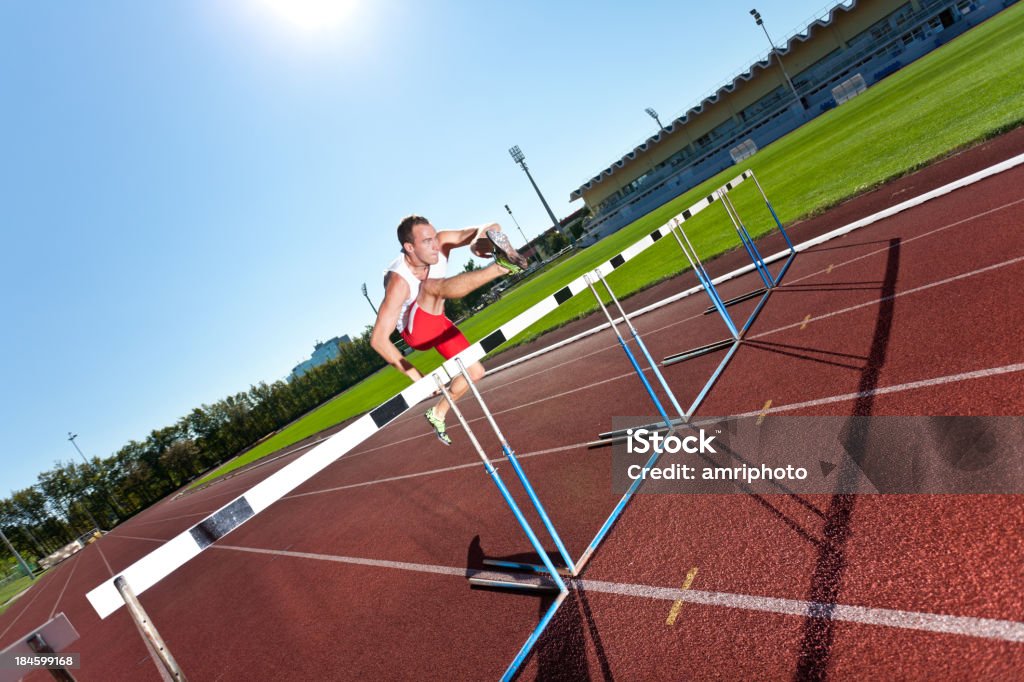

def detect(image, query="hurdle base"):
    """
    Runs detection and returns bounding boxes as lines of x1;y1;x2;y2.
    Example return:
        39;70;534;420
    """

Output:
483;558;573;577
702;287;766;315
596;417;686;442
663;338;735;365
468;570;560;592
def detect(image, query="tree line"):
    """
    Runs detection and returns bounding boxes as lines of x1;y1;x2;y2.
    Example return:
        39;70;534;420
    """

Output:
0;328;389;572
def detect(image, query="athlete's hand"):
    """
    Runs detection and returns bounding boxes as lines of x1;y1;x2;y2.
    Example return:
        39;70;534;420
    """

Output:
470;224;497;258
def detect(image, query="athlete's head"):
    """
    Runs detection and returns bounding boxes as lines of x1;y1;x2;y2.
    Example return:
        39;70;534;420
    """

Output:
397;215;440;265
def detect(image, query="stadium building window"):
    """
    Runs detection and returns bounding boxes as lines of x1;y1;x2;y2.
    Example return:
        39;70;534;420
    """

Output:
893;3;914;26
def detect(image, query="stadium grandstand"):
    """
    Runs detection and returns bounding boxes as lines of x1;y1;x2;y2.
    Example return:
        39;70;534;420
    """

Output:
574;0;1019;244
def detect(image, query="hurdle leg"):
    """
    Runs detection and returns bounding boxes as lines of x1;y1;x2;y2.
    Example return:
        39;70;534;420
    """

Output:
750;170;796;251
114;576;187;681
720;190;774;288
452;358;577;576
583;273;676;430
432;377;568;682
748;170;798;285
570;273;682;573
670;222;739;339
593;269;687;423
433;375;566;591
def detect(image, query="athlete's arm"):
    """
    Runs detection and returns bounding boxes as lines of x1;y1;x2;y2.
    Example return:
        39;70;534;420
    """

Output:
370;273;423;382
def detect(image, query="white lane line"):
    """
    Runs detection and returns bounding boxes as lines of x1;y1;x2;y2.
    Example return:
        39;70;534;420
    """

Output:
100;360;1020;509
241;360;1024;493
210;544;1024;643
732;363;1024;418
281;442;586;500
94;542;115;577
109;534;166;543
130;511;223;528
580;578;1024;643
783;196;1024;287
213;544;465;577
751;255;1024;339
468;194;1024;415
47;553;82;620
346;370;640;459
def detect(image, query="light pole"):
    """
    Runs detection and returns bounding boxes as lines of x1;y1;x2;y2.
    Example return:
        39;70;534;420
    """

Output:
750;9;803;108
504;204;538;264
645;107;667;132
508;145;564;238
361;283;378;316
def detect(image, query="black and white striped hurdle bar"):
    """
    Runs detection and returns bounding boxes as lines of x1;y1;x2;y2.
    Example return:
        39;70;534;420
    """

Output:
85;170;753;618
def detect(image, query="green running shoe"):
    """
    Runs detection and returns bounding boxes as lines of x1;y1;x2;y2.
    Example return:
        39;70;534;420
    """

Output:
424;407;452;446
494;252;524;275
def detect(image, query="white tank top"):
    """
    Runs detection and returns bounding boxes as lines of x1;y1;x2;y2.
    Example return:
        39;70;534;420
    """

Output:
384;251;448;333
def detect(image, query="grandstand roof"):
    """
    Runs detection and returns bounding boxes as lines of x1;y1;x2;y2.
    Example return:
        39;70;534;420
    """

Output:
569;1;858;201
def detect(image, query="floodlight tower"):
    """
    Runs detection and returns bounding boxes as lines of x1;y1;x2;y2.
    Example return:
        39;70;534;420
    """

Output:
508;146;564;237
750;9;803;109
69;431;124;518
67;432;91;469
361;283;378;316
645;107;667;132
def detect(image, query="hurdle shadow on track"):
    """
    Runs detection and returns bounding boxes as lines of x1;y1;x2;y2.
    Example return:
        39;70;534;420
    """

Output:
692;434;830;548
768;284;885;293
463;535;562;588
532;584;615;682
803;237;898;254
793;237;900;681
743;340;866;371
776;280;884;288
463;536;614;681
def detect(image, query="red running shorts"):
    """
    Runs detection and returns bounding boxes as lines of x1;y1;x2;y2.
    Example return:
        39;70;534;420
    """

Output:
401;304;471;360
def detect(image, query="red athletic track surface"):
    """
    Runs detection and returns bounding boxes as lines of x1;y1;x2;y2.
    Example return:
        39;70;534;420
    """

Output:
4;130;1024;681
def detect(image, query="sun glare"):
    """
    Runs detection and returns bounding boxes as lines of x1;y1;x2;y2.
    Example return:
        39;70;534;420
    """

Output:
259;0;355;31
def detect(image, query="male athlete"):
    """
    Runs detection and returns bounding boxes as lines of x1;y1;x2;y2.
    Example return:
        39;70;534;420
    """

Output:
370;215;528;445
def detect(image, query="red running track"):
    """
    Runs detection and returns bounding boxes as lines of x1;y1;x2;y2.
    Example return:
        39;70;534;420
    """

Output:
3;135;1024;681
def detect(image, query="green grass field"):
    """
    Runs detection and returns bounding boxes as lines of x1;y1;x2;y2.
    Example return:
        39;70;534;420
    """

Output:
195;3;1024;487
0;572;41;615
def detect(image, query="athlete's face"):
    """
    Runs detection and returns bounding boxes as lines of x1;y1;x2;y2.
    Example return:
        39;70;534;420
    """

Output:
405;222;440;266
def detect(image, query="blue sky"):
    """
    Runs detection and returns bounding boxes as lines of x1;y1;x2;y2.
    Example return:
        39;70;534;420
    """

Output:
1;0;844;495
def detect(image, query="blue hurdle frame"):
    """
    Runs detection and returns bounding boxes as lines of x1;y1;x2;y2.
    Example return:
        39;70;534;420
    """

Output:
457;170;796;679
453;358;577;578
465;271;687;679
432;373;569;682
597;172;796;449
662;170;796;367
571;272;684;572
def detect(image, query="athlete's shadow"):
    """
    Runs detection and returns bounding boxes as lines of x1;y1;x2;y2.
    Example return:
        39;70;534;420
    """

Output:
794;237;901;681
466;536;614;680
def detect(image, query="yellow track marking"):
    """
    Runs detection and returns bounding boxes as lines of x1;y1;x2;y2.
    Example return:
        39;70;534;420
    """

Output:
666;567;700;626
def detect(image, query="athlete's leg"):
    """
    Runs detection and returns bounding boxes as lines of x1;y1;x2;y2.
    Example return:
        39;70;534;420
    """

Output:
417;262;509;314
433;361;484;421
